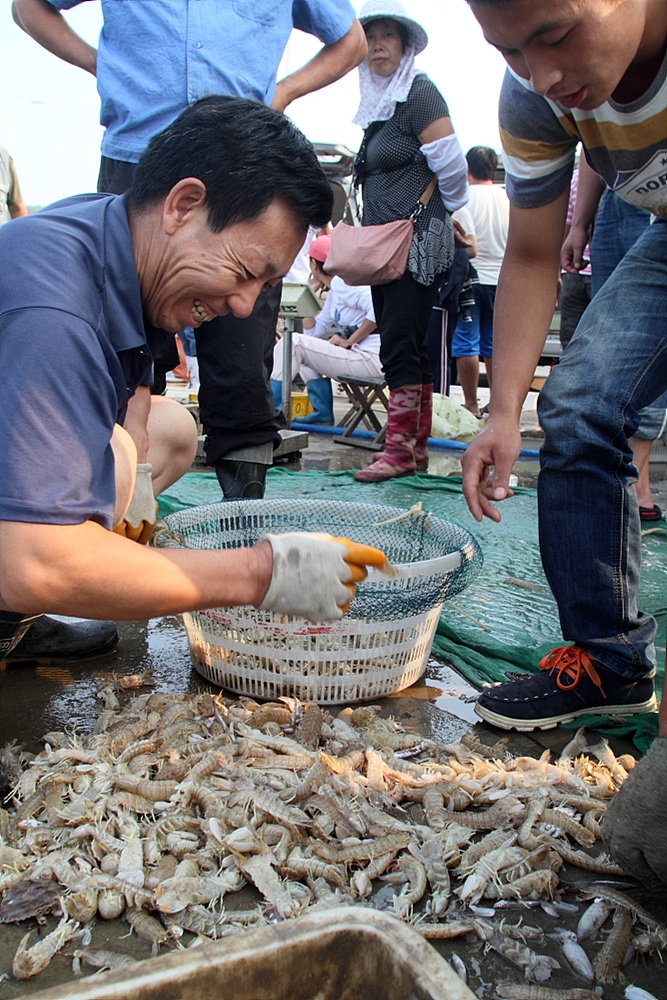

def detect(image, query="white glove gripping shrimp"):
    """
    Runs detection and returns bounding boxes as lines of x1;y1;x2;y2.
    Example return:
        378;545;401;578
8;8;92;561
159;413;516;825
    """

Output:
258;533;389;622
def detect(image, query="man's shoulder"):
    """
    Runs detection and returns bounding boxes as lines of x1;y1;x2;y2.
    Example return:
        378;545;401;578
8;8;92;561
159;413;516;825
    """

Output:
21;194;121;258
35;192;116;221
499;69;577;208
499;69;567;138
0;194;125;312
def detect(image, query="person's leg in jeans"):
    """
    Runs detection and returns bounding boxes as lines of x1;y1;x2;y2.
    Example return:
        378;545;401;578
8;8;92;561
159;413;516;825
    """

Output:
475;221;667;731
178;327;199;392
539;222;667;674
590;190;661;516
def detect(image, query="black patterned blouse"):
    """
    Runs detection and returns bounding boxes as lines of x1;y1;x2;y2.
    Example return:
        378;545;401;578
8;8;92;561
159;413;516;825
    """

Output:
355;74;455;286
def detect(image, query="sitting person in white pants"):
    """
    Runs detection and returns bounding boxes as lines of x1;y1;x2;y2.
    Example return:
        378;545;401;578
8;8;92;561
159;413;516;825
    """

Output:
271;234;381;424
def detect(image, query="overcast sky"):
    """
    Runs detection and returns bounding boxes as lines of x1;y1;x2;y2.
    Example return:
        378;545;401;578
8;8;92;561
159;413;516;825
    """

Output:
0;1;507;207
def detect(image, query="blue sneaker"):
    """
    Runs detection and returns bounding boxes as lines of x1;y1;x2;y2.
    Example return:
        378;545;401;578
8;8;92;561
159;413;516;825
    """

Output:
475;646;656;732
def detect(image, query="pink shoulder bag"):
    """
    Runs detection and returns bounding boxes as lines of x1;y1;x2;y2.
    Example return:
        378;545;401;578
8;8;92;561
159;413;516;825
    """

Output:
325;175;437;286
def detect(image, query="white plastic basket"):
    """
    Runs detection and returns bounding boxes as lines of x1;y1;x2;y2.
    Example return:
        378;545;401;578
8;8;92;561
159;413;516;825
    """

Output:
155;499;482;703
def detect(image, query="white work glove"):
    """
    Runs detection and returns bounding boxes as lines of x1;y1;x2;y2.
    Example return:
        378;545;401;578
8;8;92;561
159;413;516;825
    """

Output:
113;463;157;545
258;532;389;623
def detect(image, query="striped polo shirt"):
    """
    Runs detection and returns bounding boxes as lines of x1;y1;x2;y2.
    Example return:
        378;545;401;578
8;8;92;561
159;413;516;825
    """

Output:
497;51;667;218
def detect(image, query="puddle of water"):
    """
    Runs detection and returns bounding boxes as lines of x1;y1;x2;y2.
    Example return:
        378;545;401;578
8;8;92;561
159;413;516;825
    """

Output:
388;660;480;728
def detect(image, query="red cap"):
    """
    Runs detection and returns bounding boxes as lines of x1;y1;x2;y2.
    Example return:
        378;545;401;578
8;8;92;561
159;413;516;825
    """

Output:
308;234;332;263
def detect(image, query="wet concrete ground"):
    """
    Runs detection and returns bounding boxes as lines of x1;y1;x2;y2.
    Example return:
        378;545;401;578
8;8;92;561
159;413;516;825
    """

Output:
1;384;666;999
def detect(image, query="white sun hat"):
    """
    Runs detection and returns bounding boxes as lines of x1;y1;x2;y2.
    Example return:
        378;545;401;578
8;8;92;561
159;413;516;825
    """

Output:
358;0;429;55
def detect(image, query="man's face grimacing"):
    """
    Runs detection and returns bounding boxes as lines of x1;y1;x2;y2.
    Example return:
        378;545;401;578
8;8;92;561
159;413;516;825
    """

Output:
470;0;648;110
141;183;305;334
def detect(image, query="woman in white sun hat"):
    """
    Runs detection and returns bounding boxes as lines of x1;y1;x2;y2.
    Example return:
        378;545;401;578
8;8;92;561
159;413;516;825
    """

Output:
352;0;469;482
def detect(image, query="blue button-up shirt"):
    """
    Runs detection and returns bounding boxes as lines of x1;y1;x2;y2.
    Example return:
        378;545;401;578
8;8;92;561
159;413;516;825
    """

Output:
49;0;356;162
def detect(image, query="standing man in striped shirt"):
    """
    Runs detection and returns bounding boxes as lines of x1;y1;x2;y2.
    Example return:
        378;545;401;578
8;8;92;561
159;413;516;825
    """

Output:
460;0;666;722
460;0;666;888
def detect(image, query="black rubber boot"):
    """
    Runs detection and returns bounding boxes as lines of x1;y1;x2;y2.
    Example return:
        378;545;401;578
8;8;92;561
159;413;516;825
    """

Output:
4;616;119;665
0;611;41;659
214;460;268;499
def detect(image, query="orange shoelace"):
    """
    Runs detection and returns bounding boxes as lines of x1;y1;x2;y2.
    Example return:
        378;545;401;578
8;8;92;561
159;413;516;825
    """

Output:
538;646;606;699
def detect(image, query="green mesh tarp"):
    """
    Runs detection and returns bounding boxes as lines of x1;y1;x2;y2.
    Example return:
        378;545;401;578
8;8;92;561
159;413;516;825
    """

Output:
158;469;667;750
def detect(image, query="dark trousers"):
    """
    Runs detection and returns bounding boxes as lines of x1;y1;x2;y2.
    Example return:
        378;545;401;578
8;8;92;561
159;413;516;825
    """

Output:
424;248;469;393
371;272;441;390
98;155;281;458
195;283;284;465
559;272;592;350
425;306;458;394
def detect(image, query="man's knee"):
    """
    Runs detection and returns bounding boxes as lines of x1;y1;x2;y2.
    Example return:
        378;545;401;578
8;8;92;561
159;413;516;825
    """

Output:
147;396;198;494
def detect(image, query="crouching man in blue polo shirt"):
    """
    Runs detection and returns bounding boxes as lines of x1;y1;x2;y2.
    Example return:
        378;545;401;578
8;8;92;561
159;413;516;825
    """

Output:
0;95;389;663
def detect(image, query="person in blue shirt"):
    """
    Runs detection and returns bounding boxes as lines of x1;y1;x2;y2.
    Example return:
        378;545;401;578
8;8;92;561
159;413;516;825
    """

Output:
12;0;366;499
0;96;387;666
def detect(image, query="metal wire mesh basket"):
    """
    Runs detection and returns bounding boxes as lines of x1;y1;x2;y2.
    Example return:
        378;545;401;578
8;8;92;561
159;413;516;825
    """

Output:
154;499;482;703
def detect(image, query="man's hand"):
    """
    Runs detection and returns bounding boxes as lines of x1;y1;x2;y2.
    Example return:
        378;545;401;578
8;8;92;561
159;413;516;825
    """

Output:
561;220;591;274
257;532;388;622
452;217;475;251
113;463;157;544
461;417;520;522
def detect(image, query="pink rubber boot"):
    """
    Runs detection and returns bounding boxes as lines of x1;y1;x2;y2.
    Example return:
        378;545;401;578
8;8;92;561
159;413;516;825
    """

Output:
354;385;421;482
414;383;433;473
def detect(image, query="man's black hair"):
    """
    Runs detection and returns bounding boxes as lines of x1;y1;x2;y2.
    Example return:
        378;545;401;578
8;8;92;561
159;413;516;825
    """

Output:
466;146;498;182
127;95;333;233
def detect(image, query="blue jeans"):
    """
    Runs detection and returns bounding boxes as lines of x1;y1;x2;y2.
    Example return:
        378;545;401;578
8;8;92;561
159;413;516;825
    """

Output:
590;190;652;297
590;191;667;428
537;219;667;678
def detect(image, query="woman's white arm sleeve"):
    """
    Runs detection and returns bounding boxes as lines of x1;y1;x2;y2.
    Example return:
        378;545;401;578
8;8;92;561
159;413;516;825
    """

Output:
420;134;469;212
311;289;333;338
